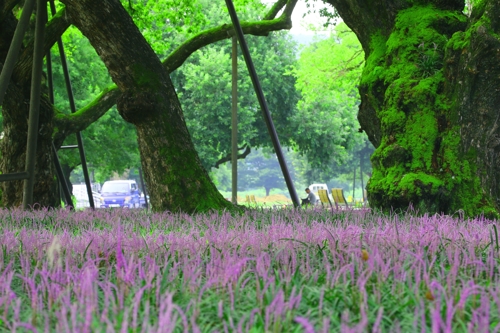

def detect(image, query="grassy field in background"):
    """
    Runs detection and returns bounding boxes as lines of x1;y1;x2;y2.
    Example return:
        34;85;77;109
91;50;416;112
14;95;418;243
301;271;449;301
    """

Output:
218;188;367;207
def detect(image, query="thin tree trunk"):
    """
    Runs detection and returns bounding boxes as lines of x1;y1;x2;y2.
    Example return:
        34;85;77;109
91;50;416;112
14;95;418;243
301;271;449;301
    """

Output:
352;151;356;201
360;152;364;202
265;187;271;197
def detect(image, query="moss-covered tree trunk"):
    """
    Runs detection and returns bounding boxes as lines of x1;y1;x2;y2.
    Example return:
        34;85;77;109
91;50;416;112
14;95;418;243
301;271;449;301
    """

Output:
59;0;234;213
326;0;500;216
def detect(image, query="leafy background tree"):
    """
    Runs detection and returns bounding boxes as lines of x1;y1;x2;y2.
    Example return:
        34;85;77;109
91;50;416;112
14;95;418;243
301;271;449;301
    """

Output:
171;29;299;170
278;22;374;198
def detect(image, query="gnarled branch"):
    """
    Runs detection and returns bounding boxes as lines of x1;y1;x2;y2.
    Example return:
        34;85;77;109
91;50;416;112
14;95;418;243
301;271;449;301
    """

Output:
53;85;120;148
263;0;288;20
163;0;298;73
214;145;252;168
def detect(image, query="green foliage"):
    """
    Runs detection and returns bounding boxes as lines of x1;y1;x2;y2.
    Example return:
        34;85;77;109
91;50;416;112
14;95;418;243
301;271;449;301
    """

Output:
211;148;310;194
171;0;299;170
121;0;267;58
52;0;299;185
51;26;113;112
121;0;208;57
290;23;370;181
237;148;303;195
416;42;442;78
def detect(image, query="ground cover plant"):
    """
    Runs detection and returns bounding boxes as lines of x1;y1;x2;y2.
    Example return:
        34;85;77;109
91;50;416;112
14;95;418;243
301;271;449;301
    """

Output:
0;207;499;332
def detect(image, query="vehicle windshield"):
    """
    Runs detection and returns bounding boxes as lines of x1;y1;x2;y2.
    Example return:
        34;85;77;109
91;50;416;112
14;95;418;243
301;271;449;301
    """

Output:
101;182;130;194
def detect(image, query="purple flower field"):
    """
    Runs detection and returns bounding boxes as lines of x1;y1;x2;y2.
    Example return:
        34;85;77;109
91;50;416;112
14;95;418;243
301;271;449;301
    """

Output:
0;207;499;332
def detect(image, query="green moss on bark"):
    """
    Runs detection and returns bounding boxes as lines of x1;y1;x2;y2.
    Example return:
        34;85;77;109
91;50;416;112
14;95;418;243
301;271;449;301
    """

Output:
363;5;497;217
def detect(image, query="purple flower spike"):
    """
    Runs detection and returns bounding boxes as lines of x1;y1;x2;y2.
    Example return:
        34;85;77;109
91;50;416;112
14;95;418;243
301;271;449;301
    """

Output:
294;316;315;333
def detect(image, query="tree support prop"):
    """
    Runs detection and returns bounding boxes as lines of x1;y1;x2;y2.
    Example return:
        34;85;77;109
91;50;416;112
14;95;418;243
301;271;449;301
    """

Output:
52;144;74;210
225;0;300;208
46;30;74;210
0;0;36;106
231;35;238;205
22;0;46;208
49;0;95;209
0;173;29;182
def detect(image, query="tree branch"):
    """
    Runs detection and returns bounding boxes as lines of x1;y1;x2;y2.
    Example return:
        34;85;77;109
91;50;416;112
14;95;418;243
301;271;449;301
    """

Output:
53;85;121;148
163;0;298;73
263;0;288;20
214;145;252;168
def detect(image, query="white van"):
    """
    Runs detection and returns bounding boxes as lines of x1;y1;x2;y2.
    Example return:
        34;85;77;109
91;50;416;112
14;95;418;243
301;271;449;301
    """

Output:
308;183;328;195
307;183;333;202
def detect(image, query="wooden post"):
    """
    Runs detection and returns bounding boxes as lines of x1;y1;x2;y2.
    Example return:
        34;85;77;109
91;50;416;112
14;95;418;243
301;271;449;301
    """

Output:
231;36;238;205
352;151;356;203
360;152;365;203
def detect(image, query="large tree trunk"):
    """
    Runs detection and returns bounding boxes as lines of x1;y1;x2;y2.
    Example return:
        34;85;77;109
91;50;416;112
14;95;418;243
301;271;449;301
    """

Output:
0;9;60;208
59;0;233;213
326;0;500;217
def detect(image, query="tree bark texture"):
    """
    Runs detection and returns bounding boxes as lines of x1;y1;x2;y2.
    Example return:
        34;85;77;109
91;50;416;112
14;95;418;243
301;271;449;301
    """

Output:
0;7;69;208
59;0;234;213
326;0;500;216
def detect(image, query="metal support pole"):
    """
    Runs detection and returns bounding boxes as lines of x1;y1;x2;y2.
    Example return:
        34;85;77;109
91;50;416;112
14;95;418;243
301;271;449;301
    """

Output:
47;48;73;208
49;0;94;209
352;151;356;202
231;36;238;205
52;144;74;209
0;172;29;182
360;152;365;203
47;44;73;209
23;0;46;208
0;0;36;106
138;167;148;209
46;52;55;104
224;0;300;208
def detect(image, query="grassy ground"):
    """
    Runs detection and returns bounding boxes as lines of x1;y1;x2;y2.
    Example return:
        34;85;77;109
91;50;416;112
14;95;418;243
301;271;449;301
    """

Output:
218;189;293;207
218;189;367;208
0;208;498;331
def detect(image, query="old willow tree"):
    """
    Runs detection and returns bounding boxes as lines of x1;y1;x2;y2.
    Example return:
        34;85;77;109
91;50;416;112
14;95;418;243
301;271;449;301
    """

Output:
0;0;297;212
324;0;500;216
